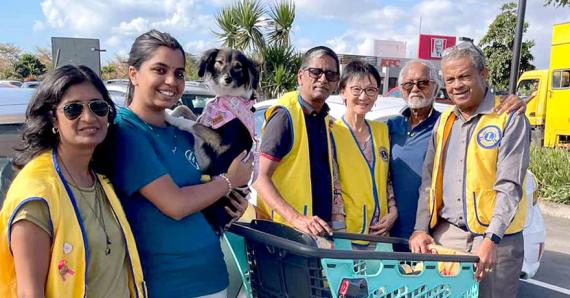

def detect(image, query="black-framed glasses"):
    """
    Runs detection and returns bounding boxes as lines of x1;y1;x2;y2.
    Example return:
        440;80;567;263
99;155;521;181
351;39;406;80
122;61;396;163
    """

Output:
349;86;379;97
400;80;432;92
305;68;340;82
60;99;111;120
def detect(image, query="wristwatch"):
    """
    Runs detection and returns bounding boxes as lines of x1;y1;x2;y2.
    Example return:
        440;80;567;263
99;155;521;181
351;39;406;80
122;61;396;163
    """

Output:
485;233;501;245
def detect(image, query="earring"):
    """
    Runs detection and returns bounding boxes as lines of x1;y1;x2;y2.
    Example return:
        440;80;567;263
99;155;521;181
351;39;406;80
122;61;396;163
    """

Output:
107;123;110;128
52;127;58;134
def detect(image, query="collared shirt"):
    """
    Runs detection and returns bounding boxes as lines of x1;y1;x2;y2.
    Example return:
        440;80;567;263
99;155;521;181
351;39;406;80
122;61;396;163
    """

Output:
260;96;333;222
387;107;441;239
415;90;530;238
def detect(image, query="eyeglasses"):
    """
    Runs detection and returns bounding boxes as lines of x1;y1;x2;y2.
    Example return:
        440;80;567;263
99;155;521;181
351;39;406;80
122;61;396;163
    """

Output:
349;86;379;97
441;42;484;59
305;68;340;82
59;99;111;120
400;80;432;92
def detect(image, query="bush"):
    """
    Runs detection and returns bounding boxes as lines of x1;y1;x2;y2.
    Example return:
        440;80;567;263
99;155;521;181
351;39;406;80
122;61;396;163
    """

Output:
529;146;570;204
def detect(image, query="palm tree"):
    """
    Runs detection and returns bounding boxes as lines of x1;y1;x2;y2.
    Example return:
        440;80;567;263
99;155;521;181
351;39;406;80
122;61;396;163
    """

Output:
214;0;299;99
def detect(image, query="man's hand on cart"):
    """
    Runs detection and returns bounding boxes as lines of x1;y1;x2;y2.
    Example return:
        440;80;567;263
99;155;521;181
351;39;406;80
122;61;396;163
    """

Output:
409;231;435;254
473;238;497;282
291;214;333;236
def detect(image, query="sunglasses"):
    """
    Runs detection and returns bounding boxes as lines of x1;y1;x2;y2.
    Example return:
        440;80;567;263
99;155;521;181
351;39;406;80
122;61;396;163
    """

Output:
400;80;432;92
59;99;111;120
305;68;340;82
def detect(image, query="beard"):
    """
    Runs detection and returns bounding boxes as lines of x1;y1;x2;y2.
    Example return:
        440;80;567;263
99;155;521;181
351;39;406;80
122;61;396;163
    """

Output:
406;92;433;109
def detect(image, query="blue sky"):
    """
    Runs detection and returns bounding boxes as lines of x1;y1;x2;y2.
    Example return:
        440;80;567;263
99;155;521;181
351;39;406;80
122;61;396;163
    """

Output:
1;0;568;68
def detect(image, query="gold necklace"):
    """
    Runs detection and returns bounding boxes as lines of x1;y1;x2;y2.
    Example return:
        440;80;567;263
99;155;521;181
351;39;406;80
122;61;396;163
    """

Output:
59;155;112;255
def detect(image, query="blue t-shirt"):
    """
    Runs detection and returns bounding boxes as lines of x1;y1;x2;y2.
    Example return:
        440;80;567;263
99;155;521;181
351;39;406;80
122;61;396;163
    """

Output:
111;107;228;297
387;108;440;241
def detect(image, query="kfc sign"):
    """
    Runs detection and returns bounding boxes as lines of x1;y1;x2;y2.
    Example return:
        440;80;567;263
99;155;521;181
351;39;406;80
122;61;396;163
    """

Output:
418;34;456;60
379;59;401;68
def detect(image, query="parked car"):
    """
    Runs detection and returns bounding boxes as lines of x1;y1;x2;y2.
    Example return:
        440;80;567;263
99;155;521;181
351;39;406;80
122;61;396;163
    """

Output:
0;80;22;88
176;81;215;115
252;95;544;279
20;81;40;88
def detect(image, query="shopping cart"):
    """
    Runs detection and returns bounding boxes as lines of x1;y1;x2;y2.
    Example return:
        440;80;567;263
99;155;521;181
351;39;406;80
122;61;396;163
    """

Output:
223;220;479;298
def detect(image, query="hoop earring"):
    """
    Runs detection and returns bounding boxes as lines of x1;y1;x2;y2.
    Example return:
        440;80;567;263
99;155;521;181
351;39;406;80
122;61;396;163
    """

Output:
52;127;58;134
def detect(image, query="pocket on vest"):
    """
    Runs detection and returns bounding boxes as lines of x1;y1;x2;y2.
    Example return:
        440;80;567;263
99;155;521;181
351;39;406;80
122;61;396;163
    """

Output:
472;190;496;226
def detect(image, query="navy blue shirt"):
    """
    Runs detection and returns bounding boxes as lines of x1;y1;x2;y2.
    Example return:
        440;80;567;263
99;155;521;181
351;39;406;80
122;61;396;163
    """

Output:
387;108;441;240
260;97;333;222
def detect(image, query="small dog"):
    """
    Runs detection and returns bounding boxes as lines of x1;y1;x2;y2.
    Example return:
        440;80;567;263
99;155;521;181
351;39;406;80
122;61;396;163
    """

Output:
166;48;259;232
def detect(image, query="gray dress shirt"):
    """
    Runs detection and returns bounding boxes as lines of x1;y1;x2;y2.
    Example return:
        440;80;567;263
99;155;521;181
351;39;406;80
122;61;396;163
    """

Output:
414;90;530;238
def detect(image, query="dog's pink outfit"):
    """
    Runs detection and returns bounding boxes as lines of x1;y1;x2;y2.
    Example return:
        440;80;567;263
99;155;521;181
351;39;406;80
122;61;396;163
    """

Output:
198;95;259;181
198;95;256;139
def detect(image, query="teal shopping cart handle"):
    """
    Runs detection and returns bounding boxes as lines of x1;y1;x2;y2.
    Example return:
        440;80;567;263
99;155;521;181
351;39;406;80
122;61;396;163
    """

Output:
228;222;479;263
333;231;409;244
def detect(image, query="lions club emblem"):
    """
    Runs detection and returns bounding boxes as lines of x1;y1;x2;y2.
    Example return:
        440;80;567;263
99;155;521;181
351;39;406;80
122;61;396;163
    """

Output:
477;125;502;149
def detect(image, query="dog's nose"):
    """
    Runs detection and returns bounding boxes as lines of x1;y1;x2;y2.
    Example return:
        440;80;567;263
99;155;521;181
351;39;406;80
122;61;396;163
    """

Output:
224;76;232;84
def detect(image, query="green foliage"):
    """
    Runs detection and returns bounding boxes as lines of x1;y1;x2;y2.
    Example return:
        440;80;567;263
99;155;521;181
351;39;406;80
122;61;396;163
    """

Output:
479;2;535;91
100;55;128;80
14;53;46;80
260;43;301;98
0;43;22;79
529;146;570;204
544;0;570;7
185;53;200;81
215;0;299;98
215;0;265;54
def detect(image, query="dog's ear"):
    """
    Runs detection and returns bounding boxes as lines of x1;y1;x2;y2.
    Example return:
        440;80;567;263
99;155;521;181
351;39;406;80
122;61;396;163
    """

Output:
198;48;219;78
245;58;260;90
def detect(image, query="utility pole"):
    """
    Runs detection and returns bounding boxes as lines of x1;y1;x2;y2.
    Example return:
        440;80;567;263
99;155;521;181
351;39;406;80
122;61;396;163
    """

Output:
508;0;527;94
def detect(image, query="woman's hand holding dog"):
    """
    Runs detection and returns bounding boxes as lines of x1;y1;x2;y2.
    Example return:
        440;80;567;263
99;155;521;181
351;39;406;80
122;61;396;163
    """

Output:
224;189;250;227
226;151;254;187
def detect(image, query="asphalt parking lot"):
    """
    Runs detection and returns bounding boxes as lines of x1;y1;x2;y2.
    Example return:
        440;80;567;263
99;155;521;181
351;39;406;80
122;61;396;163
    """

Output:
518;214;570;297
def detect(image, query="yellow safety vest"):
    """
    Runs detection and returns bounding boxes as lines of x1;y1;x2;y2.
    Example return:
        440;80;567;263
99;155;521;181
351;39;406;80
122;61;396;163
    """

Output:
331;118;390;236
256;91;334;226
429;105;527;235
0;150;146;298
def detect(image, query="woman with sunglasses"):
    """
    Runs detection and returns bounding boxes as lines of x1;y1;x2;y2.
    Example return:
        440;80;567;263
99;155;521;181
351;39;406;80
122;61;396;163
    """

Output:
0;65;146;297
110;30;252;298
330;60;397;245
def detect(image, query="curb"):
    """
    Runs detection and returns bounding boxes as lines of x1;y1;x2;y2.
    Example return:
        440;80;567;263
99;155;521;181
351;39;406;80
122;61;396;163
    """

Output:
538;201;570;219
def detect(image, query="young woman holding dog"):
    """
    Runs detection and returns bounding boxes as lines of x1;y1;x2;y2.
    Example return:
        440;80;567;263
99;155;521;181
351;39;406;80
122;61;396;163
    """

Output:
0;65;146;297
330;60;398;244
110;30;253;298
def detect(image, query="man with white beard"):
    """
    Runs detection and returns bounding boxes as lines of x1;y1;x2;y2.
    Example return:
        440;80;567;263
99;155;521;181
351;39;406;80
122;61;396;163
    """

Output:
387;59;525;251
387;60;442;251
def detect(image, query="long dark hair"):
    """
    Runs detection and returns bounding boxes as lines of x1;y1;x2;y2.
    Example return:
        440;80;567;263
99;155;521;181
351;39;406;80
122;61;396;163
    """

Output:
14;65;116;172
126;29;186;106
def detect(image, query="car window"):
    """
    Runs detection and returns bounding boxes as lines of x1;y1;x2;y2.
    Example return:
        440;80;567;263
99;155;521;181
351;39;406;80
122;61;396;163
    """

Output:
180;94;214;115
0;123;22;206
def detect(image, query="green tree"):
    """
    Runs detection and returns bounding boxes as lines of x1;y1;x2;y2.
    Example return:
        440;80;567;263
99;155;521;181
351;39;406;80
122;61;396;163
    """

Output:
14;54;47;80
215;0;298;98
100;55;128;80
544;0;570;7
0;43;22;79
35;47;53;71
185;53;200;81
479;2;535;91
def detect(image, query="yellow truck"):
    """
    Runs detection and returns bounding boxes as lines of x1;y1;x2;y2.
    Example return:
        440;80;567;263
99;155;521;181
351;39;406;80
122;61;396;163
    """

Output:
517;22;570;147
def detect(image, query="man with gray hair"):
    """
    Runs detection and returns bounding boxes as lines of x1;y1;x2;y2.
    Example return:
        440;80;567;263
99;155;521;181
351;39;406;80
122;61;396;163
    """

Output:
254;46;340;236
387;59;443;250
409;42;530;297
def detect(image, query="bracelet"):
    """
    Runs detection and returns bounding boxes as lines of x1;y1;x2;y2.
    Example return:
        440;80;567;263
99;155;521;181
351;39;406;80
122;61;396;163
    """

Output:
217;174;233;196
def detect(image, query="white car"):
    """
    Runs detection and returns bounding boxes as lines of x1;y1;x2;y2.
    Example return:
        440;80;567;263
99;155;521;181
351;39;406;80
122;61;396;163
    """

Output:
252;95;544;278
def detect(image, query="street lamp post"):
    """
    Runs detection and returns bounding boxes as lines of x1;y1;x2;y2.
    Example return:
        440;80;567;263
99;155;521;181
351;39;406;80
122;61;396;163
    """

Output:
509;0;527;94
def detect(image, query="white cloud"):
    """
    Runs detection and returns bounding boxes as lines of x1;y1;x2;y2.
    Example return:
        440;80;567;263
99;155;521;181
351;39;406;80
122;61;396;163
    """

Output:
185;39;220;55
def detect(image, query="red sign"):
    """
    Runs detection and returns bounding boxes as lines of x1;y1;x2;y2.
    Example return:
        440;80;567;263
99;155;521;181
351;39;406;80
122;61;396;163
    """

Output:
417;34;457;60
379;59;401;68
